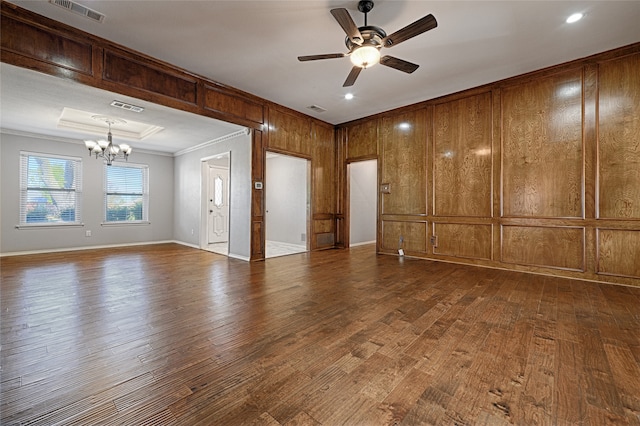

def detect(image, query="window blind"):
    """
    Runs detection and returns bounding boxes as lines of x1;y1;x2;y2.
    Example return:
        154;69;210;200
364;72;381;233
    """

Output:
19;151;82;225
104;163;149;222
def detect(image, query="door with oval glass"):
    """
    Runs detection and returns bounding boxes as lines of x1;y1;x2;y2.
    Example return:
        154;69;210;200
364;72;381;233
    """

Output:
208;165;229;245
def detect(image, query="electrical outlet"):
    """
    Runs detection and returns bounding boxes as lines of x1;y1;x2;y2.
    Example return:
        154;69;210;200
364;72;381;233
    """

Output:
301;233;306;242
430;235;438;247
85;230;91;237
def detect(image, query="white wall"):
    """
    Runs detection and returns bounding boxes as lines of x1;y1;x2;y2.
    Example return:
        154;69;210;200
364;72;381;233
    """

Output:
173;133;251;259
265;154;308;246
0;131;174;254
349;159;377;246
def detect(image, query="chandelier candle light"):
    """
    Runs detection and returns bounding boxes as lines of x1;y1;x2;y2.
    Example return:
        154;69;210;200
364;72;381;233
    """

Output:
83;117;132;166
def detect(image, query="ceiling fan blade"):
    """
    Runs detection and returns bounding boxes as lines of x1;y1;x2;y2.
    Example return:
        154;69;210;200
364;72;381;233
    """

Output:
380;56;419;73
343;66;362;87
383;14;437;47
298;53;346;62
330;8;363;44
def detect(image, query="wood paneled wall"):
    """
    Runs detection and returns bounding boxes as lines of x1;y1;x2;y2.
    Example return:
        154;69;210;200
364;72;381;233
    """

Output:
337;44;640;287
0;1;334;261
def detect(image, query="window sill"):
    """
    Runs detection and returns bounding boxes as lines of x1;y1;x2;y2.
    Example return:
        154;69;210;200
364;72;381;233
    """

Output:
101;221;151;227
16;223;84;229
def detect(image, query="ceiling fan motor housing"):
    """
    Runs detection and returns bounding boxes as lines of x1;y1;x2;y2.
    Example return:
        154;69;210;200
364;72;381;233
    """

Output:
345;26;386;51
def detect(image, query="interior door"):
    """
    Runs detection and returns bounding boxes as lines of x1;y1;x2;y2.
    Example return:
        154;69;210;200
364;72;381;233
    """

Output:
208;165;229;244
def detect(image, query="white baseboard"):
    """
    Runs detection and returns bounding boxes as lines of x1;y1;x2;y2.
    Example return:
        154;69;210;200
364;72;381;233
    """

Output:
173;240;200;250
228;253;250;261
0;240;177;257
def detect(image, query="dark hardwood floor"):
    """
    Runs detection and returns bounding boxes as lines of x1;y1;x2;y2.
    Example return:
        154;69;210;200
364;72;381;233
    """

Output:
1;243;639;425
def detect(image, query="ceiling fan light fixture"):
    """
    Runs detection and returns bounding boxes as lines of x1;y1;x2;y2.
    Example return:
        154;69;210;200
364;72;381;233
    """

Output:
350;45;380;68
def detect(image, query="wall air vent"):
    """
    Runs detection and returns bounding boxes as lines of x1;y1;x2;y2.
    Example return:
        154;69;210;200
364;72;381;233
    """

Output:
110;100;145;113
49;0;105;22
307;105;327;113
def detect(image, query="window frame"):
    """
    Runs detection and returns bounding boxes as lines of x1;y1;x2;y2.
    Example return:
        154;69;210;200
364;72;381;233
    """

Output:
103;162;150;225
18;151;83;228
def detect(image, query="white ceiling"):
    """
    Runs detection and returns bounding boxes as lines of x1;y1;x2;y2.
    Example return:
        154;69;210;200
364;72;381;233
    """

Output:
2;1;640;154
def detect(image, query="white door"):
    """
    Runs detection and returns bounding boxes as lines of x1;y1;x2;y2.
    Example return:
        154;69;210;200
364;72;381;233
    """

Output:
208;165;229;244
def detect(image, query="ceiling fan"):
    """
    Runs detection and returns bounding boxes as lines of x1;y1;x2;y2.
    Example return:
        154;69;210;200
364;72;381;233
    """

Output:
298;0;437;87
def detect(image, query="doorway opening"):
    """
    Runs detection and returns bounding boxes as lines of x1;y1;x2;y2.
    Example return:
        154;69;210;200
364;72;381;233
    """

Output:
348;159;377;249
202;152;231;255
265;152;310;258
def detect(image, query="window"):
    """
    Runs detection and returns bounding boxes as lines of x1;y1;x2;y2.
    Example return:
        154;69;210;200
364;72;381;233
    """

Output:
19;152;82;225
104;163;149;223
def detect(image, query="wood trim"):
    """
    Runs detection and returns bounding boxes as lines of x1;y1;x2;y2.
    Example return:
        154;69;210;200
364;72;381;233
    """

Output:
250;129;265;261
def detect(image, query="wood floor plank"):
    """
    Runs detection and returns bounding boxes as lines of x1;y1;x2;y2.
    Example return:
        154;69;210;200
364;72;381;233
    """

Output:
1;243;639;425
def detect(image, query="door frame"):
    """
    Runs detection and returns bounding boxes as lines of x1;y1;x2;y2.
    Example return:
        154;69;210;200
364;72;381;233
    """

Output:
347;158;378;248
345;155;379;250
264;150;311;257
200;152;231;254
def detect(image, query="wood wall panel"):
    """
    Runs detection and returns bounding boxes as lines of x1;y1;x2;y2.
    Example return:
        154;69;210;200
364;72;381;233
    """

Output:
502;69;583;218
380;110;427;215
597;229;640;278
204;85;264;126
501;225;584;271
346;120;378;160
1;14;93;74
433;223;492;260
311;123;335;249
382;221;427;253
433;92;493;217
312;123;335;216
334;128;348;248
597;54;640;219
103;50;197;105
267;108;312;155
314;219;333;234
251;129;265;260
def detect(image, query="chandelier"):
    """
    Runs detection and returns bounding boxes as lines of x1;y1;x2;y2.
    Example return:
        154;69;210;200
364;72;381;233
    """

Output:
83;117;132;166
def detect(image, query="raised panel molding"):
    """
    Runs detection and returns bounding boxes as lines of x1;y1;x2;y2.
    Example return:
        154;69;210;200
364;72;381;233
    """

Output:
381;110;427;215
267;108;312;155
597;229;640;278
433;92;492;217
1;14;93;75
204;84;264;125
501;69;584;218
597;54;640;219
346;120;378;160
312;123;335;219
501;225;585;271
433;223;492;260
103;50;198;105
381;220;427;253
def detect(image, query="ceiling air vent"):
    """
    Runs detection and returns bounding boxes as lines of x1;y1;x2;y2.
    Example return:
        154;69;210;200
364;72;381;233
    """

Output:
307;105;327;113
110;100;145;113
49;0;105;22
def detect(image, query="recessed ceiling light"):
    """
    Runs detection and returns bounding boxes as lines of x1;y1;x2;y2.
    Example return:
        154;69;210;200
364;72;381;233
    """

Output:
345;93;354;100
566;13;583;24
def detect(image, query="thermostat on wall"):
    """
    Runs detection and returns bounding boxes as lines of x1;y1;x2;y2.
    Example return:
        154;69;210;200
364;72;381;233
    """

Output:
254;182;263;190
